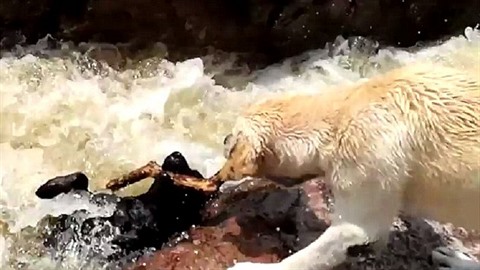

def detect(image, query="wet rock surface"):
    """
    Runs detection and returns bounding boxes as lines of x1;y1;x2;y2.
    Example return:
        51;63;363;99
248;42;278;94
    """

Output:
125;178;480;270
35;151;480;270
1;0;479;65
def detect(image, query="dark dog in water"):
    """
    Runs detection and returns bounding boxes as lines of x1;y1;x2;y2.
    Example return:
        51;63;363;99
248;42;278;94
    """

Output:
35;151;216;269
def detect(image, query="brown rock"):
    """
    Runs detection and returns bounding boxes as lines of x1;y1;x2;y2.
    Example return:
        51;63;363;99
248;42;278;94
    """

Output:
125;179;331;270
127;219;283;270
125;177;480;270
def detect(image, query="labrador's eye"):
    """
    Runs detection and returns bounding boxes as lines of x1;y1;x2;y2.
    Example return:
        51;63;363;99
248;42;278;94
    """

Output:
223;134;232;145
223;134;233;158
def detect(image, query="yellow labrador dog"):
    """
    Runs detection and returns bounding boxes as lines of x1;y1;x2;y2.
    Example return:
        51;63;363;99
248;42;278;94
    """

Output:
212;63;480;270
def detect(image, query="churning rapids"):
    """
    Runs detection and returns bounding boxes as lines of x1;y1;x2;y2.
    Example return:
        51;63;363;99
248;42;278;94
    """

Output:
0;26;479;270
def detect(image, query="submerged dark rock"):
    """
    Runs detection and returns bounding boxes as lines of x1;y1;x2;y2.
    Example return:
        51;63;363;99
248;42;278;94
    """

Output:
1;0;479;65
36;151;215;268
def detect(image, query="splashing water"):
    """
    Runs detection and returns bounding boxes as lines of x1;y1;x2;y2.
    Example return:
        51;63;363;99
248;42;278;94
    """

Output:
0;26;479;269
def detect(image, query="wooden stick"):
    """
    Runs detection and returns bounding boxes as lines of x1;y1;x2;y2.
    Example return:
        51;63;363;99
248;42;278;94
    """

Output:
105;161;220;193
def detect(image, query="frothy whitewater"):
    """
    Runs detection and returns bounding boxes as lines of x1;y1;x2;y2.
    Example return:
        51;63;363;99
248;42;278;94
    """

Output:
0;26;479;270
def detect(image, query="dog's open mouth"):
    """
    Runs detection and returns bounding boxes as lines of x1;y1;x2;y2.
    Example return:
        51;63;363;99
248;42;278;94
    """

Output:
218;173;320;192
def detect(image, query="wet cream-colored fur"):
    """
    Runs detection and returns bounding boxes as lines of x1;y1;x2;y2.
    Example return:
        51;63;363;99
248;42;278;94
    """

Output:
217;63;480;270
